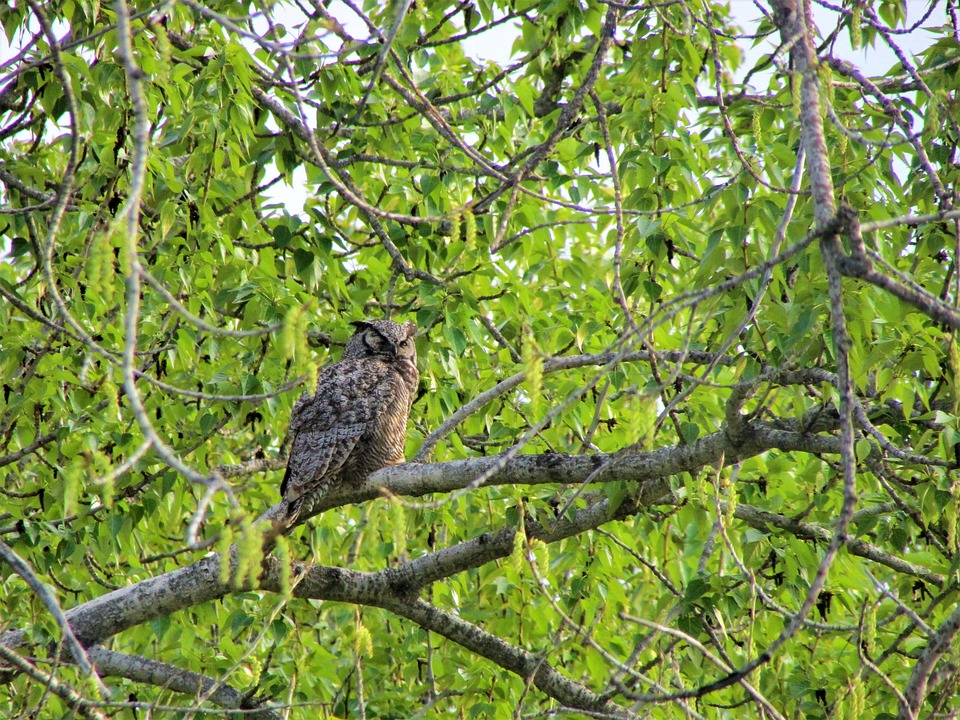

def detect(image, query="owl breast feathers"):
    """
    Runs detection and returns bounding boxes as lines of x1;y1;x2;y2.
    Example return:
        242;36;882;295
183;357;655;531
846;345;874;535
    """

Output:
281;319;419;524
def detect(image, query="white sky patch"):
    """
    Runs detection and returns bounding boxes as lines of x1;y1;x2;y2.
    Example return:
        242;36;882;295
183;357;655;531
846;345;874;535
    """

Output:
0;1;940;259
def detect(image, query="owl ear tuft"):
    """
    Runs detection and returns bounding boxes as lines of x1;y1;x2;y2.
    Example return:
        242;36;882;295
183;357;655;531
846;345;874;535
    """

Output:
350;320;373;332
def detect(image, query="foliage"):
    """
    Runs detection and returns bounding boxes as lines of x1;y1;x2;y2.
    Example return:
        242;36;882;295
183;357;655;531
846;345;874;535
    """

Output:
1;0;960;718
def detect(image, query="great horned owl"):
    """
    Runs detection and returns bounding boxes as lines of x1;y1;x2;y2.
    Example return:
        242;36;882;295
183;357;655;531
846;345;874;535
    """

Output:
280;319;419;524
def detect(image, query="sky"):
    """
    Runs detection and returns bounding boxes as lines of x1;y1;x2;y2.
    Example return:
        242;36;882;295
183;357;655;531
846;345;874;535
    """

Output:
0;1;945;252
259;0;942;213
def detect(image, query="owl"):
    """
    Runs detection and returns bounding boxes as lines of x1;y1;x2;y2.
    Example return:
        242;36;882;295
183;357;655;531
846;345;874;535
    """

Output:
280;319;419;524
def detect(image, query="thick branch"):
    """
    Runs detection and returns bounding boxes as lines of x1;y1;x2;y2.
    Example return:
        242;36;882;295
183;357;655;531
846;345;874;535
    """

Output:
0;644;105;720
0;418;938;715
2;423;837;653
322;423;842;516
54;555;229;648
87;647;279;720
386;598;630;716
902;604;960;719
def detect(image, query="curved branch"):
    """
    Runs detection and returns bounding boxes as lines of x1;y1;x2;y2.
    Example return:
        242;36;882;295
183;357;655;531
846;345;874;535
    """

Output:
262;565;630;715
0;539;102;690
386;598;630;716
87;647;279;720
0;644;106;720
902;605;960;719
0;416;937;714
2;421;837;653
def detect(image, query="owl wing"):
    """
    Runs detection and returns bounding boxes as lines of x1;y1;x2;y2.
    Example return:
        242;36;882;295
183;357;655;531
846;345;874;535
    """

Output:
281;423;366;501
280;359;403;503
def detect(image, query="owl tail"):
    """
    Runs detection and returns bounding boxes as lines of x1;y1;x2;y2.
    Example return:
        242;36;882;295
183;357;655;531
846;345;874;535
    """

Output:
283;495;304;529
283;488;330;529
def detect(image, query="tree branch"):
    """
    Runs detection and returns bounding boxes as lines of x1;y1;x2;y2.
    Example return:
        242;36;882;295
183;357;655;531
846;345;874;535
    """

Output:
87;647;279;720
731;504;945;587
0;539;103;692
387;598;631;717
902;603;960;720
2;420;839;653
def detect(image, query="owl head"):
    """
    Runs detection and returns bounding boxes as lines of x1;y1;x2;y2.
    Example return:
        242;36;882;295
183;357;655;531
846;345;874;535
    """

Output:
344;319;418;362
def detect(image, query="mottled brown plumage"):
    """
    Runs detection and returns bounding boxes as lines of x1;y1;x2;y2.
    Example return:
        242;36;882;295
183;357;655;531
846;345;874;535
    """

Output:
281;319;419;523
